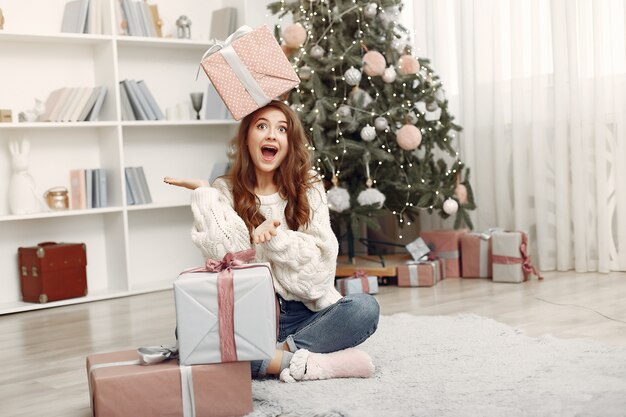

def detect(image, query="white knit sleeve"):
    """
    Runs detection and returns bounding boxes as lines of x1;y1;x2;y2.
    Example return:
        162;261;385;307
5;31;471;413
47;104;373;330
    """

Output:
190;179;252;259
262;180;339;303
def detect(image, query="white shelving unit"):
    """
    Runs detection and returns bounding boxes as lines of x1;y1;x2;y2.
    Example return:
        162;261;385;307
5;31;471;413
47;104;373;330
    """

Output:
0;0;239;314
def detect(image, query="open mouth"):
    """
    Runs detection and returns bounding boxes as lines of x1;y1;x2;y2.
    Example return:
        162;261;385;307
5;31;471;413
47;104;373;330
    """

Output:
261;145;278;160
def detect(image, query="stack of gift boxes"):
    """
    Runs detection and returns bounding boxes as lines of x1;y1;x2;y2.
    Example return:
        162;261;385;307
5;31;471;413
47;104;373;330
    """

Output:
336;229;542;295
87;24;300;417
400;229;541;287
86;250;278;417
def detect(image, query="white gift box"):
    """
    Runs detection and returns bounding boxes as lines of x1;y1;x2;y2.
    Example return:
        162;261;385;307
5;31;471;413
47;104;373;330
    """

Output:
491;231;542;283
174;261;276;365
336;275;379;295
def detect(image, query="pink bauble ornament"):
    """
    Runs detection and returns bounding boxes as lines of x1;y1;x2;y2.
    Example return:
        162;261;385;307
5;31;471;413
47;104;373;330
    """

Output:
455;184;468;205
398;55;420;75
396;124;422;151
283;23;307;48
362;51;386;76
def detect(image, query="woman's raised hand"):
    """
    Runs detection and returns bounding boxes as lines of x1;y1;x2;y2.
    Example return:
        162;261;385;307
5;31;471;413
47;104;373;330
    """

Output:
163;177;210;190
253;218;281;244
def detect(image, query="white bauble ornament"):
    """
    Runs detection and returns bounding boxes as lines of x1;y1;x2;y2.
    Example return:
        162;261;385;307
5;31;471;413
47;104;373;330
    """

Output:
360;124;376;142
327;186;351;212
382;66;397;83
349;87;373;108
364;2;378;18
374;116;388;131
435;88;446;102
379;5;400;28
337;105;351;118
344;66;362;86
396;124;422;151
407;111;418;124
443;198;459;215
391;38;405;52
357;187;386;208
426;101;439;112
310;45;325;59
299;65;312;80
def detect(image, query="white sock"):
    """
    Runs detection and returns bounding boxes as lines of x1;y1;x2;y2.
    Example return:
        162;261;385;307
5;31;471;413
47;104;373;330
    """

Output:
279;348;374;383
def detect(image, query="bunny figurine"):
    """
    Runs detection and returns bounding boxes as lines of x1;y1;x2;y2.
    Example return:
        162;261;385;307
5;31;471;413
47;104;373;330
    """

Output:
18;98;45;122
8;139;48;214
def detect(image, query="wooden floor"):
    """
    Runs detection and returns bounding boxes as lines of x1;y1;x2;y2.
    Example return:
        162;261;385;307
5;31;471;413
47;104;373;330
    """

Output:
1;271;625;417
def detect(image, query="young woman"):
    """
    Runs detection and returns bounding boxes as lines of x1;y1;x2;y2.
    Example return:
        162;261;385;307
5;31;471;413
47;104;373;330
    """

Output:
165;101;379;382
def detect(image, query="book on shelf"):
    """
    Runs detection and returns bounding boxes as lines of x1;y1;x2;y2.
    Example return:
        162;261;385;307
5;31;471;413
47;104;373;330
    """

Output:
119;83;135;121
125;166;152;205
85;168;94;209
61;0;90;34
119;0;159;37
85;86;108;121
38;86;106;122
137;80;164;120
121;80;148;120
85;0;104;35
69;169;87;209
77;88;102;121
55;87;81;122
209;7;238;41
121;79;162;121
64;87;93;122
69;168;108;209
149;4;162;37
39;88;67;122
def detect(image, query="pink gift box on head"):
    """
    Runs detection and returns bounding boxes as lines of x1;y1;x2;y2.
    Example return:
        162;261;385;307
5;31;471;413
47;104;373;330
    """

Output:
199;25;300;120
420;229;468;277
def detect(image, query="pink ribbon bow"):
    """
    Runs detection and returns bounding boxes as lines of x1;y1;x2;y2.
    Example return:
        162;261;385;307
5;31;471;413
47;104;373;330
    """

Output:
186;249;256;362
352;270;370;293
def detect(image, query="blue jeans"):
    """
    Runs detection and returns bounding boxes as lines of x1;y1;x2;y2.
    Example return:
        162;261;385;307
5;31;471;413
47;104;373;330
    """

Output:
251;293;380;378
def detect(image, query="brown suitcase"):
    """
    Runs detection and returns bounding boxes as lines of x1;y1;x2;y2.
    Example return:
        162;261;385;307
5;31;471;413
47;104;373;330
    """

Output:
18;242;88;303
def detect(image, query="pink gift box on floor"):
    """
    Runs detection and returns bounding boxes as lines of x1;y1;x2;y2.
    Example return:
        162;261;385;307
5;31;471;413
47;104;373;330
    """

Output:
420;229;468;277
199;25;300;120
461;231;496;278
492;231;543;283
86;349;252;417
397;260;443;287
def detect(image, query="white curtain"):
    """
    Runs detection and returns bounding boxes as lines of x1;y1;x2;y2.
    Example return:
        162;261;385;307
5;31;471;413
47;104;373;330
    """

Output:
411;0;626;272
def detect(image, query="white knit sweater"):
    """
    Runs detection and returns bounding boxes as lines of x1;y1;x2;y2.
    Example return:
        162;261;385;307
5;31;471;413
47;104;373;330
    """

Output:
190;175;342;311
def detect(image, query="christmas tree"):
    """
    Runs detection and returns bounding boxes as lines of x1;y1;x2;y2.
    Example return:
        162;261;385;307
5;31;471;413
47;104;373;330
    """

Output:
268;0;475;258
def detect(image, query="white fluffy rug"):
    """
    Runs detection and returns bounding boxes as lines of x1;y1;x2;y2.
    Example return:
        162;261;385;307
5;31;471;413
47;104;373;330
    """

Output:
247;314;626;417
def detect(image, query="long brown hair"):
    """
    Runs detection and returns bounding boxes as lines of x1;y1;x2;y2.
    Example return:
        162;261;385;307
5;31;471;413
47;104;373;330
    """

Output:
227;101;313;239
